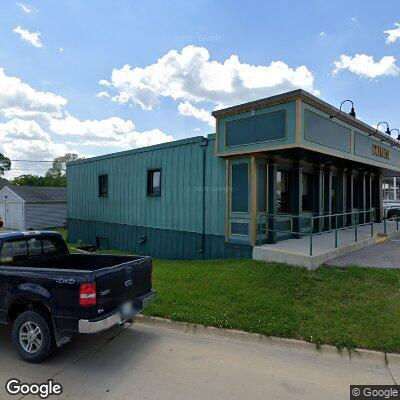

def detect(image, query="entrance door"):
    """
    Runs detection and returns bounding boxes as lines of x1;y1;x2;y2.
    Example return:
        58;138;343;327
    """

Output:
5;202;23;229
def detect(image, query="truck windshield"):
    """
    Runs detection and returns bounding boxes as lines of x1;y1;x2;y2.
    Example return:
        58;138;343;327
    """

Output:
0;236;68;263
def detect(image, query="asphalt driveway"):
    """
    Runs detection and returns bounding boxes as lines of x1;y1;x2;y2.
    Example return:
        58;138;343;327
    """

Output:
326;238;400;268
0;321;398;400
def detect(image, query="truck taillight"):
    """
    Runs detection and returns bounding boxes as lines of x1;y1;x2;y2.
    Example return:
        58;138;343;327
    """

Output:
79;283;96;307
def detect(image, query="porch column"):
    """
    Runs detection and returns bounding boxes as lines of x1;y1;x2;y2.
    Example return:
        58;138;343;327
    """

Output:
314;165;325;231
324;166;332;230
292;162;303;238
347;170;355;225
377;174;384;222
267;160;278;244
369;173;374;222
362;171;367;224
337;169;347;228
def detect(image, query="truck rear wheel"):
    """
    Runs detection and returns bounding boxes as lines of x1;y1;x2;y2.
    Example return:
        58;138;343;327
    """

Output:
12;310;53;363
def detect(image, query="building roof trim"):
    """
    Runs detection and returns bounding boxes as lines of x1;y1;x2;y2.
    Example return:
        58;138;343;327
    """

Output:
212;89;400;149
67;135;213;166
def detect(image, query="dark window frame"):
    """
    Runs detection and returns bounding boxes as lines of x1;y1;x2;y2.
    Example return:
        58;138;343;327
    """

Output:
147;168;162;197
98;174;108;197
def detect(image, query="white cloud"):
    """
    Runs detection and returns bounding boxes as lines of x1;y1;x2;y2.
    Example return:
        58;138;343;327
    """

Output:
0;118;67;178
17;3;31;13
101;45;318;113
178;101;214;127
333;53;400;78
96;91;110;98
13;26;42;48
0;68;67;120
59;47;64;52
99;79;111;87
319;32;326;38
0;68;174;178
384;23;400;44
49;114;174;149
0;118;50;142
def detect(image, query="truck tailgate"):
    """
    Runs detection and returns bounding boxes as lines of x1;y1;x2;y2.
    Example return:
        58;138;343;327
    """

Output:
94;257;152;315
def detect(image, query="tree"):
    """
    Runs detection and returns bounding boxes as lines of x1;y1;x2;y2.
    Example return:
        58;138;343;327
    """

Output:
0;153;11;175
12;153;81;187
11;174;46;186
11;174;67;187
46;153;79;178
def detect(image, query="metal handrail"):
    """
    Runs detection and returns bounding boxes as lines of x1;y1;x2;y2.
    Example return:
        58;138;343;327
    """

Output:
257;209;397;256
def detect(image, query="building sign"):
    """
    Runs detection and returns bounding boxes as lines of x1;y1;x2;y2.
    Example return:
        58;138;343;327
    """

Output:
372;144;390;160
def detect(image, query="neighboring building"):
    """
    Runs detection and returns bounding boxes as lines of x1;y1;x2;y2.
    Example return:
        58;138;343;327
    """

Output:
67;89;400;259
0;186;67;230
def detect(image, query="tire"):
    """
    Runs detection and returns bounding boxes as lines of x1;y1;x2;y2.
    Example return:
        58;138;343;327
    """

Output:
12;310;53;363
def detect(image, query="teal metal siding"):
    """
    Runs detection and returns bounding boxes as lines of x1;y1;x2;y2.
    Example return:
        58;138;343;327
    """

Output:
67;135;244;258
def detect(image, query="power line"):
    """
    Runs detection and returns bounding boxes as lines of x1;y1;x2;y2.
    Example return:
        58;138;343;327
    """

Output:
10;160;53;162
8;168;49;171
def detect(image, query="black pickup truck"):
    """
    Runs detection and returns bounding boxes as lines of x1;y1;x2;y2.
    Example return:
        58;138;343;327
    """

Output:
0;231;156;363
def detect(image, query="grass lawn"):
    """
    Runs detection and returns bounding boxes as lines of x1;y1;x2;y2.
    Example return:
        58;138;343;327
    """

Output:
58;229;400;353
144;259;400;353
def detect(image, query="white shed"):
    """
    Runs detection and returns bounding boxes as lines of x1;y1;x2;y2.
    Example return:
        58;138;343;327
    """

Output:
0;186;67;230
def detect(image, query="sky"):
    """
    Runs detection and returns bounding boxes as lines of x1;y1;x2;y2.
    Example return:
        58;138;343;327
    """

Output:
0;0;400;178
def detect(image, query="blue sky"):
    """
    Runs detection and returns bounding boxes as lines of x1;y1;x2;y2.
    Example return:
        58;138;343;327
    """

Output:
0;0;399;177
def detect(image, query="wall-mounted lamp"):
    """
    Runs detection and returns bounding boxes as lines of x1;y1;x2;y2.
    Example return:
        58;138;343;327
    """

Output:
329;99;356;119
390;128;400;141
376;122;391;143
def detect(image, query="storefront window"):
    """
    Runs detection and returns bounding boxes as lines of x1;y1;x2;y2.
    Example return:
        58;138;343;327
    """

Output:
383;178;395;200
277;170;290;212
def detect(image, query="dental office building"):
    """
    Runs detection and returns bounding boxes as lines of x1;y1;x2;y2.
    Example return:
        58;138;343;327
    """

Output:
67;89;400;259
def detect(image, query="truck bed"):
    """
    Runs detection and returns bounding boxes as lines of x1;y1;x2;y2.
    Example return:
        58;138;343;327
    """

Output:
12;253;147;271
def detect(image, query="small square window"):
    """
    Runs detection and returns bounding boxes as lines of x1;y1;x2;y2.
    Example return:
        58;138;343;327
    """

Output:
98;174;108;197
147;169;161;196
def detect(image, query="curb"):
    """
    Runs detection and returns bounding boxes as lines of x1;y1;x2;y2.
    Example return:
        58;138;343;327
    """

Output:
136;314;400;366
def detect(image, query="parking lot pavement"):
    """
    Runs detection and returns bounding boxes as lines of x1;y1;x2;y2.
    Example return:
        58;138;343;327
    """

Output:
0;321;397;400
326;238;400;268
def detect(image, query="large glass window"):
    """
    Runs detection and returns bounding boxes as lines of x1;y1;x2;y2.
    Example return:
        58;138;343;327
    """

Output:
302;173;312;211
231;163;249;213
383;178;395;200
277;170;290;213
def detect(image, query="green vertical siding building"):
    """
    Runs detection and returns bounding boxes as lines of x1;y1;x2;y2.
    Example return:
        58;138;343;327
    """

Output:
67;90;400;259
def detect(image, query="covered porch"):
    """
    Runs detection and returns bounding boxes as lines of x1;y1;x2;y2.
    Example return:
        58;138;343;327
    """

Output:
226;147;388;248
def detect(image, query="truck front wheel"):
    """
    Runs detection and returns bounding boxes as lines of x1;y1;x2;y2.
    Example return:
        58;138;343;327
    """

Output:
12;310;53;363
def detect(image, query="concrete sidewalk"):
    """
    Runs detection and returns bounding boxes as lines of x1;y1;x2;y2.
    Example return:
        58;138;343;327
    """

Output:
0;321;399;400
326;238;400;268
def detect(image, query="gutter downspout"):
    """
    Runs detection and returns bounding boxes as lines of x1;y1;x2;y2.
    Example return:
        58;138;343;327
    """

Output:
199;138;208;257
